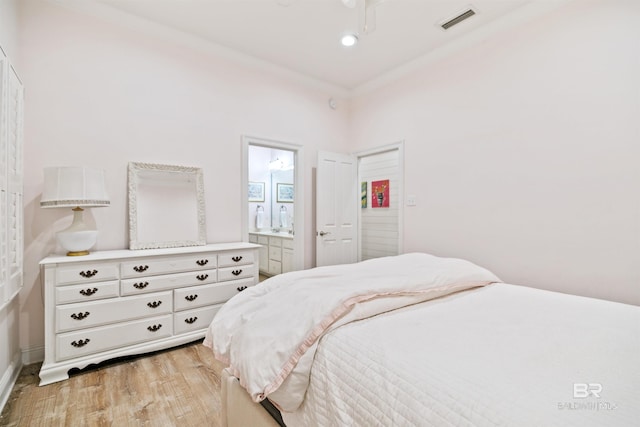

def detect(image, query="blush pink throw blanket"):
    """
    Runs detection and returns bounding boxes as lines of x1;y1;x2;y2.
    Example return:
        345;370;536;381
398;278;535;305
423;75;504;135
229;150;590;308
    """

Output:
204;253;500;411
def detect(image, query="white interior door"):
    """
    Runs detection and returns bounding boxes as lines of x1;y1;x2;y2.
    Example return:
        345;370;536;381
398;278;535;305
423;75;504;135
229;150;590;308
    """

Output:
316;151;358;267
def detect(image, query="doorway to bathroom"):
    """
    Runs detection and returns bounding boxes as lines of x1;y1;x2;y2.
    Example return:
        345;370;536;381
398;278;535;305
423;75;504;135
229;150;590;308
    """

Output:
241;136;304;276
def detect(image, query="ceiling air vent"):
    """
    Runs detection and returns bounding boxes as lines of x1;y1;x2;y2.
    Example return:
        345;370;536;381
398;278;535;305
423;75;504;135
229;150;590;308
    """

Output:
440;8;476;30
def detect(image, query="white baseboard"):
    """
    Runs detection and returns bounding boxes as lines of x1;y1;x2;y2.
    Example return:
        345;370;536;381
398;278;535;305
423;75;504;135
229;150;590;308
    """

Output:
22;345;44;366
0;350;22;415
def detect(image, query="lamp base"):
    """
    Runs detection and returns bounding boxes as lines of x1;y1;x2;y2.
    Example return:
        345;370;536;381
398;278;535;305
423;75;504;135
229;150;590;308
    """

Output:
66;250;90;257
56;208;98;256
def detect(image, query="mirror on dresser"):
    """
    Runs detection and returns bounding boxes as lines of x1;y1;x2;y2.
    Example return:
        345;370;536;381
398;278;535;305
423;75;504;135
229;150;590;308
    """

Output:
128;162;206;250
242;137;304;277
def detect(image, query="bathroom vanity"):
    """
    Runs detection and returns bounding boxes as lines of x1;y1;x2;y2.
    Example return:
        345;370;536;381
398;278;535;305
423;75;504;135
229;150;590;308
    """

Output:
249;232;294;276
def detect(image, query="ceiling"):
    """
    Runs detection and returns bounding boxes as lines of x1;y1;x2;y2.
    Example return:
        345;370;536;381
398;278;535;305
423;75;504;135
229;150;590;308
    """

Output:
61;0;563;93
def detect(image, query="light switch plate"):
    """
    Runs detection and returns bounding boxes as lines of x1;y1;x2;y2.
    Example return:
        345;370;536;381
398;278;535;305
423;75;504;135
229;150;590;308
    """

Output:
407;195;417;206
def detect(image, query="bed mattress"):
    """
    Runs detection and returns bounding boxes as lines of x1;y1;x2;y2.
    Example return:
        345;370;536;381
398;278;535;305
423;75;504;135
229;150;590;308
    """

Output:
282;283;639;427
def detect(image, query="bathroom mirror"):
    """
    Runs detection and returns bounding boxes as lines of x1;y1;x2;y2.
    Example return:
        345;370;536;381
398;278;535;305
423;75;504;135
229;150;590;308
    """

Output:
128;162;206;250
247;146;295;232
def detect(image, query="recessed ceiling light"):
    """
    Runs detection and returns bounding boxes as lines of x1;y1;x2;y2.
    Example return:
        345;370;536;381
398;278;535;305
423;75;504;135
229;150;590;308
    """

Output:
341;33;358;47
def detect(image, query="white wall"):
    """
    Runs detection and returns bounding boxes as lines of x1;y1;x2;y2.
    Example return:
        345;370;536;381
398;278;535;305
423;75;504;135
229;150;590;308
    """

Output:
0;0;22;412
350;0;640;305
18;0;349;356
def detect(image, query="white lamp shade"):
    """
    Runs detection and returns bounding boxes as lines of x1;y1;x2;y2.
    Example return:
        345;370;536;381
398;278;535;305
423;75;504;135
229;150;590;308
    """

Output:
41;167;110;208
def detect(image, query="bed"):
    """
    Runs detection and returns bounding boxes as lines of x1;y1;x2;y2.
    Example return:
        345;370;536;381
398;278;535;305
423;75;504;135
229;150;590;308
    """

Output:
204;253;639;427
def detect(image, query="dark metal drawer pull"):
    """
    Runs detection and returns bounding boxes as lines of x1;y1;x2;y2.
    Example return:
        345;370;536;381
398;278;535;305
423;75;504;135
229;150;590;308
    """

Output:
185;317;198;324
71;339;90;348
232;270;242;276
232;256;243;263
133;265;149;273
196;274;208;281
71;312;90;320
79;270;98;278
196;259;209;266
147;324;162;332
185;294;198;302
237;285;248;292
133;281;149;289
79;287;98;296
147;301;162;308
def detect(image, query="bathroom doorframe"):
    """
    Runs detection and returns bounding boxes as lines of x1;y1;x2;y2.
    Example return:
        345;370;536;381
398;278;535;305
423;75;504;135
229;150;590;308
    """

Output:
241;135;305;272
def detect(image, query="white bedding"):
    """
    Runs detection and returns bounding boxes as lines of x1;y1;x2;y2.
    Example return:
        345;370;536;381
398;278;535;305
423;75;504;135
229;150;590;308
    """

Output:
205;253;640;426
204;253;499;411
283;284;640;427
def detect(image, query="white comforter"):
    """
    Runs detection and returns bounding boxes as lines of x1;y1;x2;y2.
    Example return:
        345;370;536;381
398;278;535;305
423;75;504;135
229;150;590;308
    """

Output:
204;253;499;411
283;284;640;427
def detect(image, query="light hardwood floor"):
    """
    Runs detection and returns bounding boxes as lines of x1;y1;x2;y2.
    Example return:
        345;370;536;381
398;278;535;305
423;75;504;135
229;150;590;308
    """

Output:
0;341;226;427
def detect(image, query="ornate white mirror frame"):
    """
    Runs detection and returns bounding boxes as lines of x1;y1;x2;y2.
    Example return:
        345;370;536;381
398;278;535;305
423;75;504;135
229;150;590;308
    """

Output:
128;162;206;250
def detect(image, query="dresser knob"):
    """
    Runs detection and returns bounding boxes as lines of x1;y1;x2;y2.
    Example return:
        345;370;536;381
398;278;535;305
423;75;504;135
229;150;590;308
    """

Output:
133;281;149;289
196;274;208;281
185;294;198;302
79;270;98;278
232;269;242;276
71;339;90;348
70;312;90;320
232;256;243;263
133;265;149;273
196;259;209;266
79;287;98;296
237;285;248;292
185;317;198;324
147;301;162;308
147;324;162;332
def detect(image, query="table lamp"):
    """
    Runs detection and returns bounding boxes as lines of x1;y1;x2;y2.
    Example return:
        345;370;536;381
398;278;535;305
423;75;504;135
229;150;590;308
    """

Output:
40;167;110;256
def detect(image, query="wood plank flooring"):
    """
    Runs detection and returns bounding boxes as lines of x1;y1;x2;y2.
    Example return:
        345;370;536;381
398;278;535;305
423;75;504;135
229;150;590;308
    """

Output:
0;341;226;427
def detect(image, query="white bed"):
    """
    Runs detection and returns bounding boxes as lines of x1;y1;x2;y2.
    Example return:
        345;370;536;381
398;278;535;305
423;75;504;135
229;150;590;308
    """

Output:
204;253;640;427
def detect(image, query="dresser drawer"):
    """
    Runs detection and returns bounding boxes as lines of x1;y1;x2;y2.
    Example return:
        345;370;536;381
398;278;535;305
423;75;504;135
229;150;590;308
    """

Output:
269;260;282;275
120;269;217;296
174;278;254;311
218;251;255;267
121;254;217;278
56;314;173;362
174;305;222;335
269;246;282;262
56;262;119;285
56;291;173;333
218;265;256;282
257;236;269;245
55;280;119;305
269;237;282;247
283;238;294;250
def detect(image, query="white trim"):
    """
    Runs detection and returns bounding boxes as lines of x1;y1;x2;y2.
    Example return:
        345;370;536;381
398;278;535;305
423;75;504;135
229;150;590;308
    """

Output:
21;345;45;366
0;348;22;415
351;1;572;97
355;141;405;260
241;136;305;272
46;0;350;98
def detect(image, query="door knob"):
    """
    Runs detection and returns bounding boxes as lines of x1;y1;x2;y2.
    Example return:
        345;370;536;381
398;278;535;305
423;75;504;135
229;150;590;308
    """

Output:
318;231;331;236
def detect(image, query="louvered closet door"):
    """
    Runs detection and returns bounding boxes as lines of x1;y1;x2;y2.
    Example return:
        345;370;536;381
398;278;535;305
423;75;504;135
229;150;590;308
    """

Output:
0;51;24;304
0;54;7;304
6;63;23;300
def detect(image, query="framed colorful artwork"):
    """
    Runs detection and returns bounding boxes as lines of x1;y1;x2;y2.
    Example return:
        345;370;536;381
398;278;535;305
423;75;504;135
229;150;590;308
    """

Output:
277;183;294;203
371;179;390;208
248;182;265;202
361;182;368;208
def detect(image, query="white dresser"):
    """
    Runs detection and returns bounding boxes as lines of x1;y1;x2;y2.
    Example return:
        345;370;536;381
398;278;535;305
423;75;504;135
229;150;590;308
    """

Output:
39;242;259;385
